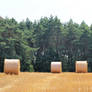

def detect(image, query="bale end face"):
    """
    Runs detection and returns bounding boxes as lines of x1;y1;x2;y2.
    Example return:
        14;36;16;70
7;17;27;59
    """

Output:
76;61;88;73
4;59;20;75
51;62;62;73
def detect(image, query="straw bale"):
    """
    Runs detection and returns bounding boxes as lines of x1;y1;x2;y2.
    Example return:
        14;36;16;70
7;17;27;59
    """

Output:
51;62;62;73
76;61;88;73
4;59;20;74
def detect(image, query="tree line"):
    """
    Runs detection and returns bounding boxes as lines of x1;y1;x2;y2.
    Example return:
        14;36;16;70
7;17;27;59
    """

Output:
0;16;92;72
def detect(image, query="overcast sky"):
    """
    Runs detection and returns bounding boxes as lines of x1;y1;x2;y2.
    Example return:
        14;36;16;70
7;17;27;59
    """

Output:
0;0;92;25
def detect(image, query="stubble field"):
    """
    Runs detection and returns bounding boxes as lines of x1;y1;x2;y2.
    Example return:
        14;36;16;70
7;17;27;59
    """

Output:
0;72;92;92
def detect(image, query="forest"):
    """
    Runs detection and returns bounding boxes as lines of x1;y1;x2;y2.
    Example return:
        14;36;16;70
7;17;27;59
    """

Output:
0;16;92;72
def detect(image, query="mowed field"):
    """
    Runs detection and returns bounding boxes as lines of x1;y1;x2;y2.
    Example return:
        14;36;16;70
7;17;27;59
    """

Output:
0;72;92;92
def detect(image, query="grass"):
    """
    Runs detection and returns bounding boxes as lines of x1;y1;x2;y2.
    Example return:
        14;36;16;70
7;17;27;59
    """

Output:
0;72;92;92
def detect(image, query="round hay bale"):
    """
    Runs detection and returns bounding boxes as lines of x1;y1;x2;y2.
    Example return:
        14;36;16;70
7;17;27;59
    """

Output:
76;61;88;73
4;59;20;75
51;62;62;73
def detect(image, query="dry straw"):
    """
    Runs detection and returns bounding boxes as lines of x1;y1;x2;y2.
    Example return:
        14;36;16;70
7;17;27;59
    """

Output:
76;61;88;73
51;62;62;73
4;59;20;75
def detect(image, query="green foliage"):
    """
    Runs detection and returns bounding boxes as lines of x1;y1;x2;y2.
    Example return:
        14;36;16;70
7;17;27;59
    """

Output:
0;16;92;72
0;18;36;72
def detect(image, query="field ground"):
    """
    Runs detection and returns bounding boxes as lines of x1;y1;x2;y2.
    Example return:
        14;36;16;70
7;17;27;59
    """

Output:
0;72;92;92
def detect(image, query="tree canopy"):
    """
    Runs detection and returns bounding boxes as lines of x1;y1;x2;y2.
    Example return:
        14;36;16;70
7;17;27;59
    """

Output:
0;16;92;72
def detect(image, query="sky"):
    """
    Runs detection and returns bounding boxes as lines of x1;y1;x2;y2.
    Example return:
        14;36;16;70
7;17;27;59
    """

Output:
0;0;92;25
